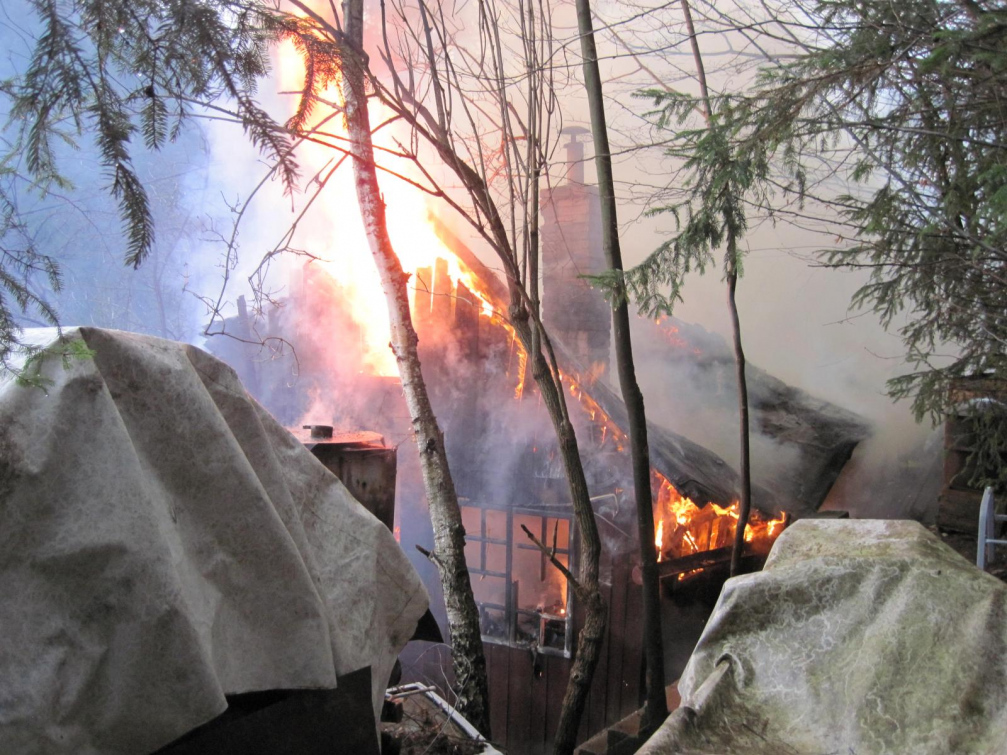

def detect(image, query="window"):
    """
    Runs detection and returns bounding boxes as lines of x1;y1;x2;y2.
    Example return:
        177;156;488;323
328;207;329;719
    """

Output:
462;504;574;657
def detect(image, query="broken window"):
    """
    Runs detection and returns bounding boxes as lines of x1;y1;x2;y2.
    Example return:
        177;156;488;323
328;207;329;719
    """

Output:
462;504;573;657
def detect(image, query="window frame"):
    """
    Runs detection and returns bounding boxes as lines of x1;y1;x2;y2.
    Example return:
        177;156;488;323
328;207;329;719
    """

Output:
462;503;575;658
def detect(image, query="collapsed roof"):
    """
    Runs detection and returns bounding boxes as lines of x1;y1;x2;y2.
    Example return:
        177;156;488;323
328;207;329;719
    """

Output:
440;223;871;516
553;338;755;510
629;316;873;516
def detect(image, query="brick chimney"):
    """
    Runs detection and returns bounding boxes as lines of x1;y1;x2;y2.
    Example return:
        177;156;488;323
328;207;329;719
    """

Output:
541;126;611;373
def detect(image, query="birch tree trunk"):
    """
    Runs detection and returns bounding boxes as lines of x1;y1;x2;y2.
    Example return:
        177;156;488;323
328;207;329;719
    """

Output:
340;0;491;735
575;0;668;735
369;6;607;747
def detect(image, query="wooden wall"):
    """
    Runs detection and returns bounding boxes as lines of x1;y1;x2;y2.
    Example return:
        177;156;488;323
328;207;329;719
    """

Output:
399;559;644;755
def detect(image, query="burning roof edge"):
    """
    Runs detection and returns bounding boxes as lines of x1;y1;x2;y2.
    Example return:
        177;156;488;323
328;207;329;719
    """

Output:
552;338;779;515
426;213;866;517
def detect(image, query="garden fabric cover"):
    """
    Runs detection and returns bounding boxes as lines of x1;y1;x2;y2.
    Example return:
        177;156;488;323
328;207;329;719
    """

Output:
0;327;430;755
639;519;1007;755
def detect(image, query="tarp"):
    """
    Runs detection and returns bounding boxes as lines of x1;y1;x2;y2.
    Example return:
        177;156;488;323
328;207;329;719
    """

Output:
639;519;1007;755
0;327;430;755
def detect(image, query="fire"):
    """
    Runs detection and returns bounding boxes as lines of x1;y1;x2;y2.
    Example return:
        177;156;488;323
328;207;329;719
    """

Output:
275;11;784;580
564;374;627;453
559;369;788;572
652;471;786;563
513;338;528;400
654;316;703;356
274;27;507;377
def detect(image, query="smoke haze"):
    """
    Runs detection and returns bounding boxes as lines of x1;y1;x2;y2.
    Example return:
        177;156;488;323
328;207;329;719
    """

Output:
1;0;942;523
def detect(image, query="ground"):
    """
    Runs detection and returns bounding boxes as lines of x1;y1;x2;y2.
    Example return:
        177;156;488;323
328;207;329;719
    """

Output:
381;691;488;755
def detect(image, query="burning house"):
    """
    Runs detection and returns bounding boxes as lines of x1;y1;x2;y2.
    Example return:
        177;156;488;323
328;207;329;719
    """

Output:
205;133;871;754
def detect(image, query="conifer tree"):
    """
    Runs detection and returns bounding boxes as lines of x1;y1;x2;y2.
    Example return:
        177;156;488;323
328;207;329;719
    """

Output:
624;0;1007;488
2;0;294;372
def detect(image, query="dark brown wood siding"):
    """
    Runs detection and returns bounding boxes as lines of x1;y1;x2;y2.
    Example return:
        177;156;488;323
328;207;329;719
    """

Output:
399;557;643;754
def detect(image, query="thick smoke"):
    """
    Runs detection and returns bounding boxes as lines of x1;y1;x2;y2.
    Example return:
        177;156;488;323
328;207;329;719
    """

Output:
621;219;942;522
2;0;942;527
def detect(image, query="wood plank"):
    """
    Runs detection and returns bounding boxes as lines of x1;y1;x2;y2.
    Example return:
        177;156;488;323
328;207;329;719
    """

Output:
619;580;644;719
428;213;511;309
506;642;534;753
656;545;768;580
487;643;509;748
938;487;984;533
530;645;550;751
479;308;510;365
544;654;572;754
414;266;433;332
454;280;480;363
604;560;630;725
432;257;453;325
585;573;613;739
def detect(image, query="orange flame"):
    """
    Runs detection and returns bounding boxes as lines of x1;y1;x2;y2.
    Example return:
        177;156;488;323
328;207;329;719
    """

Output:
564;374;627;453
514;338;528;400
652;471;786;563
654;316;703;356
278;17;782;569
558;370;788;571
557;370;788;569
275;28;510;377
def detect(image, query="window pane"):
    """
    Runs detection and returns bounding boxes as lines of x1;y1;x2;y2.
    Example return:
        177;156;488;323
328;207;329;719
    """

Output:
515;611;538;645
512;547;568;614
471;574;505;606
546;517;570;550
513;513;541;545
485;509;507;540
540;571;567;616
486;543;507;573
512;547;544;611
464;540;482;570
461;506;481;537
482;607;508;641
542;615;567;651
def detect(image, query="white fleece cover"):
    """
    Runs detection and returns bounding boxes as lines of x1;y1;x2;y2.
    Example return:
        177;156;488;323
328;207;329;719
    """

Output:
0;327;429;755
639;519;1007;755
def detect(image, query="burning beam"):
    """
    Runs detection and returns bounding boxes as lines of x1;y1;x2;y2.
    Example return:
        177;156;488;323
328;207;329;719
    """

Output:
653;470;787;566
557;368;789;570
